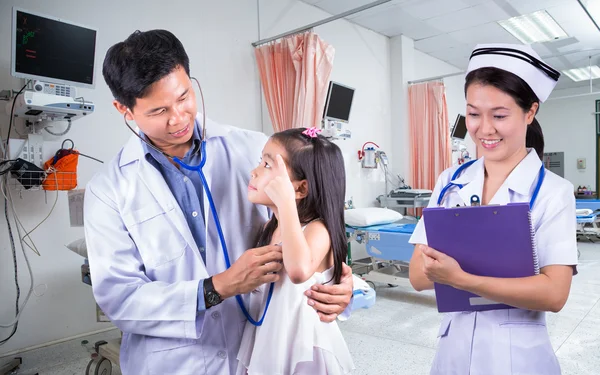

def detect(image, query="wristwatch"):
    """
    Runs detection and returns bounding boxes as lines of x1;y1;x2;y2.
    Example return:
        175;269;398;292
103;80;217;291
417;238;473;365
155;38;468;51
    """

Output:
204;277;223;308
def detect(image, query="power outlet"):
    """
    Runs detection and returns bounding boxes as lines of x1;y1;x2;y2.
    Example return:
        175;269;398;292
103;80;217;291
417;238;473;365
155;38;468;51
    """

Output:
8;136;61;168
26;134;44;168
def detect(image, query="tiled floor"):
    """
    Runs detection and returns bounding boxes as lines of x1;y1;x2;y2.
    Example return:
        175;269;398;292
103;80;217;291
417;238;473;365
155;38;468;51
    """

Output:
1;329;122;375
3;243;600;375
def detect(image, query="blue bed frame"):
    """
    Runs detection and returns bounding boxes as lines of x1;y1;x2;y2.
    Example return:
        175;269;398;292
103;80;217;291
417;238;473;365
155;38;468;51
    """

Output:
346;222;416;287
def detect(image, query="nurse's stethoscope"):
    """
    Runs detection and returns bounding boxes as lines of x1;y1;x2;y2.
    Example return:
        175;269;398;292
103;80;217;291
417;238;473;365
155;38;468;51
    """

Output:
123;77;273;327
437;158;546;209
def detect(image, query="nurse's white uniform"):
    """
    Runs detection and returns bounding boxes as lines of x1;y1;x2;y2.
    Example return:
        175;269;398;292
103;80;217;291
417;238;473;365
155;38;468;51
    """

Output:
409;149;578;375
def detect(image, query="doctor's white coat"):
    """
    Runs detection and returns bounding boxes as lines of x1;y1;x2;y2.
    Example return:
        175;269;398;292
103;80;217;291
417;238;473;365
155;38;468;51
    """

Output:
84;116;269;375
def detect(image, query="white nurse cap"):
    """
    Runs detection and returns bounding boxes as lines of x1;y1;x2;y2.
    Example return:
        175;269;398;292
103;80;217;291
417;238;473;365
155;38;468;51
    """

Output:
466;43;560;102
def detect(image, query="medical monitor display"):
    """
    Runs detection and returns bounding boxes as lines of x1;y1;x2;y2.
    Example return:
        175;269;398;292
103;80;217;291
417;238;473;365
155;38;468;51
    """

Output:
323;81;355;122
451;114;468;140
11;8;97;88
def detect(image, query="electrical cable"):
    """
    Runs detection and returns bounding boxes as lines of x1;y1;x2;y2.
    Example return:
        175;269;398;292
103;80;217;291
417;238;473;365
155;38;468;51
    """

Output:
0;167;53;341
0;180;37;334
8;178;58;256
0;174;20;343
44;119;72;136
4;84;28;159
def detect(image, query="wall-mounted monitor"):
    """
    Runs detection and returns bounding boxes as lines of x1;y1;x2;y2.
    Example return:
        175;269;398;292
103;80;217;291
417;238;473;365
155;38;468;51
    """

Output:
11;8;97;88
451;114;468;140
323;81;355;123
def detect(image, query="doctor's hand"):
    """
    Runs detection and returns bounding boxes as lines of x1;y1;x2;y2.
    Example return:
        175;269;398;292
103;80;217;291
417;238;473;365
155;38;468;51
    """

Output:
213;245;283;299
305;263;353;323
421;245;466;288
264;155;297;209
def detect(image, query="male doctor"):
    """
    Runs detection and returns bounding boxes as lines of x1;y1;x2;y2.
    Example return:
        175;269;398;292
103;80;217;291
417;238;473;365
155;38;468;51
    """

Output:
84;29;353;375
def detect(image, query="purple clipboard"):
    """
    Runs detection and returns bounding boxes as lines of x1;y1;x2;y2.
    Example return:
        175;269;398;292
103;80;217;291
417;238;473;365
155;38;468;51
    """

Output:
423;202;538;313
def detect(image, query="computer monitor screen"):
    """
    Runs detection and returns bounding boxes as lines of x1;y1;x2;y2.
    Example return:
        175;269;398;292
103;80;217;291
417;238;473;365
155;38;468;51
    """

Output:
11;8;97;88
323;81;355;122
451;114;468;139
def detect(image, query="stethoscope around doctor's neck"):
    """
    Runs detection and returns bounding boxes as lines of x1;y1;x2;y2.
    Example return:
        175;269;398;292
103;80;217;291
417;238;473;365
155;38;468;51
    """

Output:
437;159;546;209
123;77;274;327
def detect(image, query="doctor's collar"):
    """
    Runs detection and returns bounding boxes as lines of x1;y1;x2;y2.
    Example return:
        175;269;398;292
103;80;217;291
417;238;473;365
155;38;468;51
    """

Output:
467;43;560;102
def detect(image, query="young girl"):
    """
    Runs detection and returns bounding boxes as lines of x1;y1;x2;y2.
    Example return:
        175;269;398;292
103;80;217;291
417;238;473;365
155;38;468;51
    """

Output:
236;127;355;374
409;43;577;375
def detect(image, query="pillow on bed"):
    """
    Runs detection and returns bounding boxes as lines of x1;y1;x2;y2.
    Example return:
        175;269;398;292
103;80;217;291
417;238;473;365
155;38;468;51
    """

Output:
576;208;593;216
66;238;88;258
344;207;403;227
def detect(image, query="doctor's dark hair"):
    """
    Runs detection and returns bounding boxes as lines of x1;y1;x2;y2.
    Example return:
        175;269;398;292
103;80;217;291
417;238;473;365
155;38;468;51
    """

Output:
102;29;190;110
255;128;347;284
465;67;544;159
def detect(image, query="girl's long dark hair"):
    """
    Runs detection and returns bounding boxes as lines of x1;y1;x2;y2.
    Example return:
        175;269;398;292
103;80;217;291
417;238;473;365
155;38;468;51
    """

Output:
254;128;347;284
465;67;544;159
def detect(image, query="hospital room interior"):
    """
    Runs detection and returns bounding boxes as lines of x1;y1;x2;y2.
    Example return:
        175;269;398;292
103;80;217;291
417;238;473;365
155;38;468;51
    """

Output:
1;0;600;374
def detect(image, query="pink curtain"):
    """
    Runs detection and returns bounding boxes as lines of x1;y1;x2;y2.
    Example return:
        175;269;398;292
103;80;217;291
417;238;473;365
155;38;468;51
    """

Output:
255;32;334;132
408;81;452;191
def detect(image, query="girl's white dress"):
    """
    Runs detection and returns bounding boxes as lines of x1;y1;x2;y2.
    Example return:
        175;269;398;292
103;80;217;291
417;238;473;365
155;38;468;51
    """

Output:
236;264;355;375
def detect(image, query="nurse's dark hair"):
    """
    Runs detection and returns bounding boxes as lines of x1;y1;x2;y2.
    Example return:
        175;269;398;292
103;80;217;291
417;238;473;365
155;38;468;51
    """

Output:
464;67;544;159
102;29;190;110
254;128;347;284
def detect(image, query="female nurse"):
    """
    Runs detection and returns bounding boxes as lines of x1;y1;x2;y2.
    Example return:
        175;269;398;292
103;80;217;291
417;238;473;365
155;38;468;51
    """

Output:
408;43;578;375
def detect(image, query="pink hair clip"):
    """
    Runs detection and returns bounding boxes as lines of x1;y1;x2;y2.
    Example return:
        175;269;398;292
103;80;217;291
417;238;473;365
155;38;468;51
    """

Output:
302;127;322;138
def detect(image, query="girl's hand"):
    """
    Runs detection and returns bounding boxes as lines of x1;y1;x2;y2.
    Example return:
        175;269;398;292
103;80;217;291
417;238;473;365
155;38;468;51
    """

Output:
421;245;467;288
264;155;297;209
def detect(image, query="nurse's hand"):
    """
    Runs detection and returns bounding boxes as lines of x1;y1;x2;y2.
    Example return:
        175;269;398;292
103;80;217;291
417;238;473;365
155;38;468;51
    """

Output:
305;263;353;323
421;245;466;288
213;244;283;299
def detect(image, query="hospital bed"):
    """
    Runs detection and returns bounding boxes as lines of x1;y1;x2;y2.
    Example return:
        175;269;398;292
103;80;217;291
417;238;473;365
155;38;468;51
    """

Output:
347;220;416;288
576;199;600;242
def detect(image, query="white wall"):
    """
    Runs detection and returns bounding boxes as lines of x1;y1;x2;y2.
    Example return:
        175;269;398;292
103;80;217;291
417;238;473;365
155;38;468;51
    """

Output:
389;35;413;182
258;0;392;209
412;50;461;81
538;91;599;190
0;0;262;356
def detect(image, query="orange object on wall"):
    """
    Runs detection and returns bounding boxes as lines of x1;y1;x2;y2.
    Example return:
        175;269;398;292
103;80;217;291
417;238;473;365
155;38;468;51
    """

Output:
43;153;78;190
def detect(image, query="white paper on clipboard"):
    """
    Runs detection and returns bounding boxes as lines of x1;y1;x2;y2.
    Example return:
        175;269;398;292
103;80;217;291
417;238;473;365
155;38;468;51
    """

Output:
68;189;85;227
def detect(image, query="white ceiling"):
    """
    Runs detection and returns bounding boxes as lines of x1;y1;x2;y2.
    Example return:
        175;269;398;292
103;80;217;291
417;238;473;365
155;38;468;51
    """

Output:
300;0;600;90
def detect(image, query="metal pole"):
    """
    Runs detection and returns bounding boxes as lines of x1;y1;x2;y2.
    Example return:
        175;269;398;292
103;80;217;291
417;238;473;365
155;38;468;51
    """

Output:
546;91;600;101
540;48;600;60
590;56;593;94
407;71;466;84
577;0;600;33
383;163;389;209
251;0;392;47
